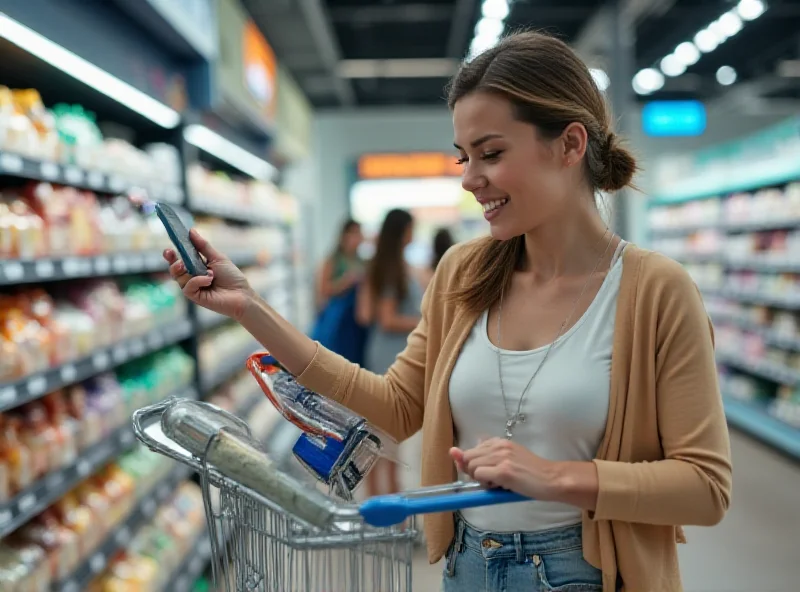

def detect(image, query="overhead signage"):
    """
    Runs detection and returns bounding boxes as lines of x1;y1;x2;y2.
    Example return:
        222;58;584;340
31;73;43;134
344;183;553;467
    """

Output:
357;152;462;180
642;100;707;137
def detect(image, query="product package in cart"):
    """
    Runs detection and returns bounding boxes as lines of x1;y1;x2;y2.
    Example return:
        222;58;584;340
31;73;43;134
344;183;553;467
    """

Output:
246;352;403;500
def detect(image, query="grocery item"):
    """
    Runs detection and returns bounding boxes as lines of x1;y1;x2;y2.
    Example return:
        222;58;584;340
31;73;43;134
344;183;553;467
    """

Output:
0;415;33;494
0;539;50;592
17;509;80;581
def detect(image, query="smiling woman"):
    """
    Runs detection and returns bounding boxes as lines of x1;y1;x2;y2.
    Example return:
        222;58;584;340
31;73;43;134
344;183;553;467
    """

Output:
163;30;731;592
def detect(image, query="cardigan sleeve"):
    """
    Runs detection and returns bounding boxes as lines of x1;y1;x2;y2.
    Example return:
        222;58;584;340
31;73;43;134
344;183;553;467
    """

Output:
591;259;733;526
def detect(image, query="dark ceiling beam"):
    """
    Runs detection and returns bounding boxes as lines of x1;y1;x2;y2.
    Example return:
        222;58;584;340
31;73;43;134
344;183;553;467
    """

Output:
329;4;452;25
447;0;479;58
574;0;677;61
296;0;356;106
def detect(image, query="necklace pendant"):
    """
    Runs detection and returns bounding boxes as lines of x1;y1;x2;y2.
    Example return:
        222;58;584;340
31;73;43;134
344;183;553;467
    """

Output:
504;414;526;439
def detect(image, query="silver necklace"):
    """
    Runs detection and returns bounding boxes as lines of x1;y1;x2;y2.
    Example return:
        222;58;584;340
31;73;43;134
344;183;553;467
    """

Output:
496;231;617;439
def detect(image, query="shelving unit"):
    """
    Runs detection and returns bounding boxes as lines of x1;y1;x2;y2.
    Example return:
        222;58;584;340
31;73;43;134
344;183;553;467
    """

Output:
648;117;800;460
0;9;311;592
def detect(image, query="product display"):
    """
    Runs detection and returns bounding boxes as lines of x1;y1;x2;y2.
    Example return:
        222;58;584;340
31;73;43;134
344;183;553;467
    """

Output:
0;278;187;383
0;87;182;188
649;125;800;458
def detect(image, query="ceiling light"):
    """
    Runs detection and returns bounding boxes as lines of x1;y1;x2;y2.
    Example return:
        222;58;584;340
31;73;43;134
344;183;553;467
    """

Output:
590;68;610;91
632;68;665;95
660;54;686;77
184;125;277;180
716;65;737;85
0;12;180;128
674;42;701;66
694;28;721;53
718;11;743;37
737;0;766;21
469;35;497;59
475;17;504;40
481;0;509;21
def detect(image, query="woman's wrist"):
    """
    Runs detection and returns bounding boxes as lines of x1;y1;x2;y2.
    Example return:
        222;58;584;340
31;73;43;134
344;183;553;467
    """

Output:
548;461;600;511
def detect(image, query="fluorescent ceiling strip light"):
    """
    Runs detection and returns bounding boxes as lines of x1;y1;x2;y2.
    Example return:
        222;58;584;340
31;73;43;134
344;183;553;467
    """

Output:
183;124;277;181
0;12;180;128
633;0;768;94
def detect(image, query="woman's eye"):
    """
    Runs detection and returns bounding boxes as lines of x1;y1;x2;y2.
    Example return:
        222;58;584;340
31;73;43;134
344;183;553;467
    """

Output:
482;151;502;161
455;156;468;165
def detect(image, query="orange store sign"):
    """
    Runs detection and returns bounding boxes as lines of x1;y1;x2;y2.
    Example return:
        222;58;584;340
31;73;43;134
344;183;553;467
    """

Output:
357;153;462;179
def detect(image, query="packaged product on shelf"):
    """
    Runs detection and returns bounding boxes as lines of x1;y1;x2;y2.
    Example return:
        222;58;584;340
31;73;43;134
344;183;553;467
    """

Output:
83;374;126;436
0;193;46;259
17;509;80;582
42;391;79;467
144;143;182;187
0;415;33;495
0;538;50;591
54;491;97;557
52;104;103;169
17;402;60;480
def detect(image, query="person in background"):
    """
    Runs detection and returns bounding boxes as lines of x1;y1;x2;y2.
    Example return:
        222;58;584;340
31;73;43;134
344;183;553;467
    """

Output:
309;219;367;364
315;219;363;311
356;209;423;498
423;227;456;287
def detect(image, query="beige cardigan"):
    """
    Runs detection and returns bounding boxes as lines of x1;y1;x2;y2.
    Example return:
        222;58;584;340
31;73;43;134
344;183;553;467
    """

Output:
297;240;732;592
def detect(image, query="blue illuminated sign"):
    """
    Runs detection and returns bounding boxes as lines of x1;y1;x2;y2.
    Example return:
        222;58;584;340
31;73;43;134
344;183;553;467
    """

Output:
642;101;707;137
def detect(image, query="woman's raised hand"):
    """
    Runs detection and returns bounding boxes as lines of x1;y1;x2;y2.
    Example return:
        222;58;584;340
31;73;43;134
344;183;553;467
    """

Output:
164;229;256;321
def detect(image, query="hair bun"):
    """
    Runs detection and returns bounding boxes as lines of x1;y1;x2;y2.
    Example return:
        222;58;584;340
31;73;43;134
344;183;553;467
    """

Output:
599;132;637;192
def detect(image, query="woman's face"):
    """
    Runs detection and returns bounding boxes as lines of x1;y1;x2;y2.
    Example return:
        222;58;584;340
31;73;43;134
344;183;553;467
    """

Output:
342;226;363;254
453;92;582;241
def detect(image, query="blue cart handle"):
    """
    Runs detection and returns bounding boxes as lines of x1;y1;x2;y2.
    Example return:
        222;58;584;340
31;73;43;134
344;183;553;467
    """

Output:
358;488;529;527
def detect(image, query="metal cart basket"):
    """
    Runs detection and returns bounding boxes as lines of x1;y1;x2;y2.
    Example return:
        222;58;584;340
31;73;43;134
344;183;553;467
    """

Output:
133;398;527;592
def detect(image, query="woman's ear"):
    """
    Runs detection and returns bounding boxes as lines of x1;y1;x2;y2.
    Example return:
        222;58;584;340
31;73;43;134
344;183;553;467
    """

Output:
562;122;588;167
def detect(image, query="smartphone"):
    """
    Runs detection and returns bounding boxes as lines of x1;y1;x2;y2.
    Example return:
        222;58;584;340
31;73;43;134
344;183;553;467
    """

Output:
154;203;208;276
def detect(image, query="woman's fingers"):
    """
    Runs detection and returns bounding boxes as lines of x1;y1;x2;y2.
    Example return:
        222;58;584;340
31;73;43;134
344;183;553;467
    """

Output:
183;273;214;298
163;249;178;264
189;229;224;263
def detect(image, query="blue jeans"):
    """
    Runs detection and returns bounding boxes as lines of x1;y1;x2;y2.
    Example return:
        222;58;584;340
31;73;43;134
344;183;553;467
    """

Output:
442;516;612;591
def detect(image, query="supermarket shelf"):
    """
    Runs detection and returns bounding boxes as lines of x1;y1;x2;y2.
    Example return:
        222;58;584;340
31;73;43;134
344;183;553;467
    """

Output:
0;317;194;412
200;339;261;396
0;385;196;539
719;288;800;310
725;258;800;273
54;463;194;592
189;196;286;226
649;224;719;237
717;352;800;386
0;251;168;286
0;150;184;204
724;396;800;460
164;534;212;592
709;314;800;352
726;218;800;233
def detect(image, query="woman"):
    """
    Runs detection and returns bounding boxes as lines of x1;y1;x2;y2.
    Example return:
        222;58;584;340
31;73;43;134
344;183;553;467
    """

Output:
164;31;731;592
315;218;363;311
358;209;423;497
310;219;367;364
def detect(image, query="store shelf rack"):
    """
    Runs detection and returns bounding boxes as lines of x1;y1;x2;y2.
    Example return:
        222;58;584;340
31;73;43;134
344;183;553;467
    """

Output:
165;533;212;592
0;317;194;412
53;463;194;592
0;150;184;204
200;338;261;397
648;118;800;461
0;384;196;538
724;396;800;460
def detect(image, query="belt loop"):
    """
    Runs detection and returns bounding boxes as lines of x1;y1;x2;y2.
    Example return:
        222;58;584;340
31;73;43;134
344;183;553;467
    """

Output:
514;532;523;563
455;516;466;553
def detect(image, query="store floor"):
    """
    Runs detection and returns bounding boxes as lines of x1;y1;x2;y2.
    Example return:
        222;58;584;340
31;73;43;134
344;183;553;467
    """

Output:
408;430;800;591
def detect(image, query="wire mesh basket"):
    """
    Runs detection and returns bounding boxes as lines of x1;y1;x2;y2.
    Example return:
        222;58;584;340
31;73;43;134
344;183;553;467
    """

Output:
132;395;527;591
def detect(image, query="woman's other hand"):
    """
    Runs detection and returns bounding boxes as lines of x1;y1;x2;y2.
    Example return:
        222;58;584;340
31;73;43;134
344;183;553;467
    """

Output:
450;438;561;501
164;229;256;320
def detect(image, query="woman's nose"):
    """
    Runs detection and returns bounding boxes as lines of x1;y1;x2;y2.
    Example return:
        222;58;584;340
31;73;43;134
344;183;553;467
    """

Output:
461;164;485;193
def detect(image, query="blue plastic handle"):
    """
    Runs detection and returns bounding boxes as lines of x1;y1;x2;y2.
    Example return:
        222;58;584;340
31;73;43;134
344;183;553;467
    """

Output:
359;488;530;528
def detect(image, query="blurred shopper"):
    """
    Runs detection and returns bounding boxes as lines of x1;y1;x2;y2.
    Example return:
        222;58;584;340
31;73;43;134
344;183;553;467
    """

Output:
166;31;731;592
309;219;367;364
423;227;456;287
357;209;423;497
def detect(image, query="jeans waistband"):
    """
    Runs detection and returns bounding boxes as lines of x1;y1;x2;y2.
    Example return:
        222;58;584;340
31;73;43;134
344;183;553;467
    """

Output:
454;515;584;561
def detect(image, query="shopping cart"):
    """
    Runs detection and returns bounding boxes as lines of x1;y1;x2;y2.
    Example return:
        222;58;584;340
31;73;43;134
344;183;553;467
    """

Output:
132;380;528;591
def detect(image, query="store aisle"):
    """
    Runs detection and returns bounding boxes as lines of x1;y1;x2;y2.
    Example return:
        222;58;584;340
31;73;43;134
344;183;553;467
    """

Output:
410;430;800;591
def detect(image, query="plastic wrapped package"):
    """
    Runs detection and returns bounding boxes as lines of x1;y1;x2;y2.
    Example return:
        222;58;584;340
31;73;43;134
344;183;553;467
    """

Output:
247;353;402;500
0;539;51;592
0;415;33;496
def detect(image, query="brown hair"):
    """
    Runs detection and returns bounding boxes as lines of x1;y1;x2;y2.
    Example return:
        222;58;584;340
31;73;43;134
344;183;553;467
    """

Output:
367;208;414;302
445;30;637;313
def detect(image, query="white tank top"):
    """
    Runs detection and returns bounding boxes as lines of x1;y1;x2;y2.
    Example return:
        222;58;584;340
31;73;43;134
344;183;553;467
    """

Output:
448;243;625;532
